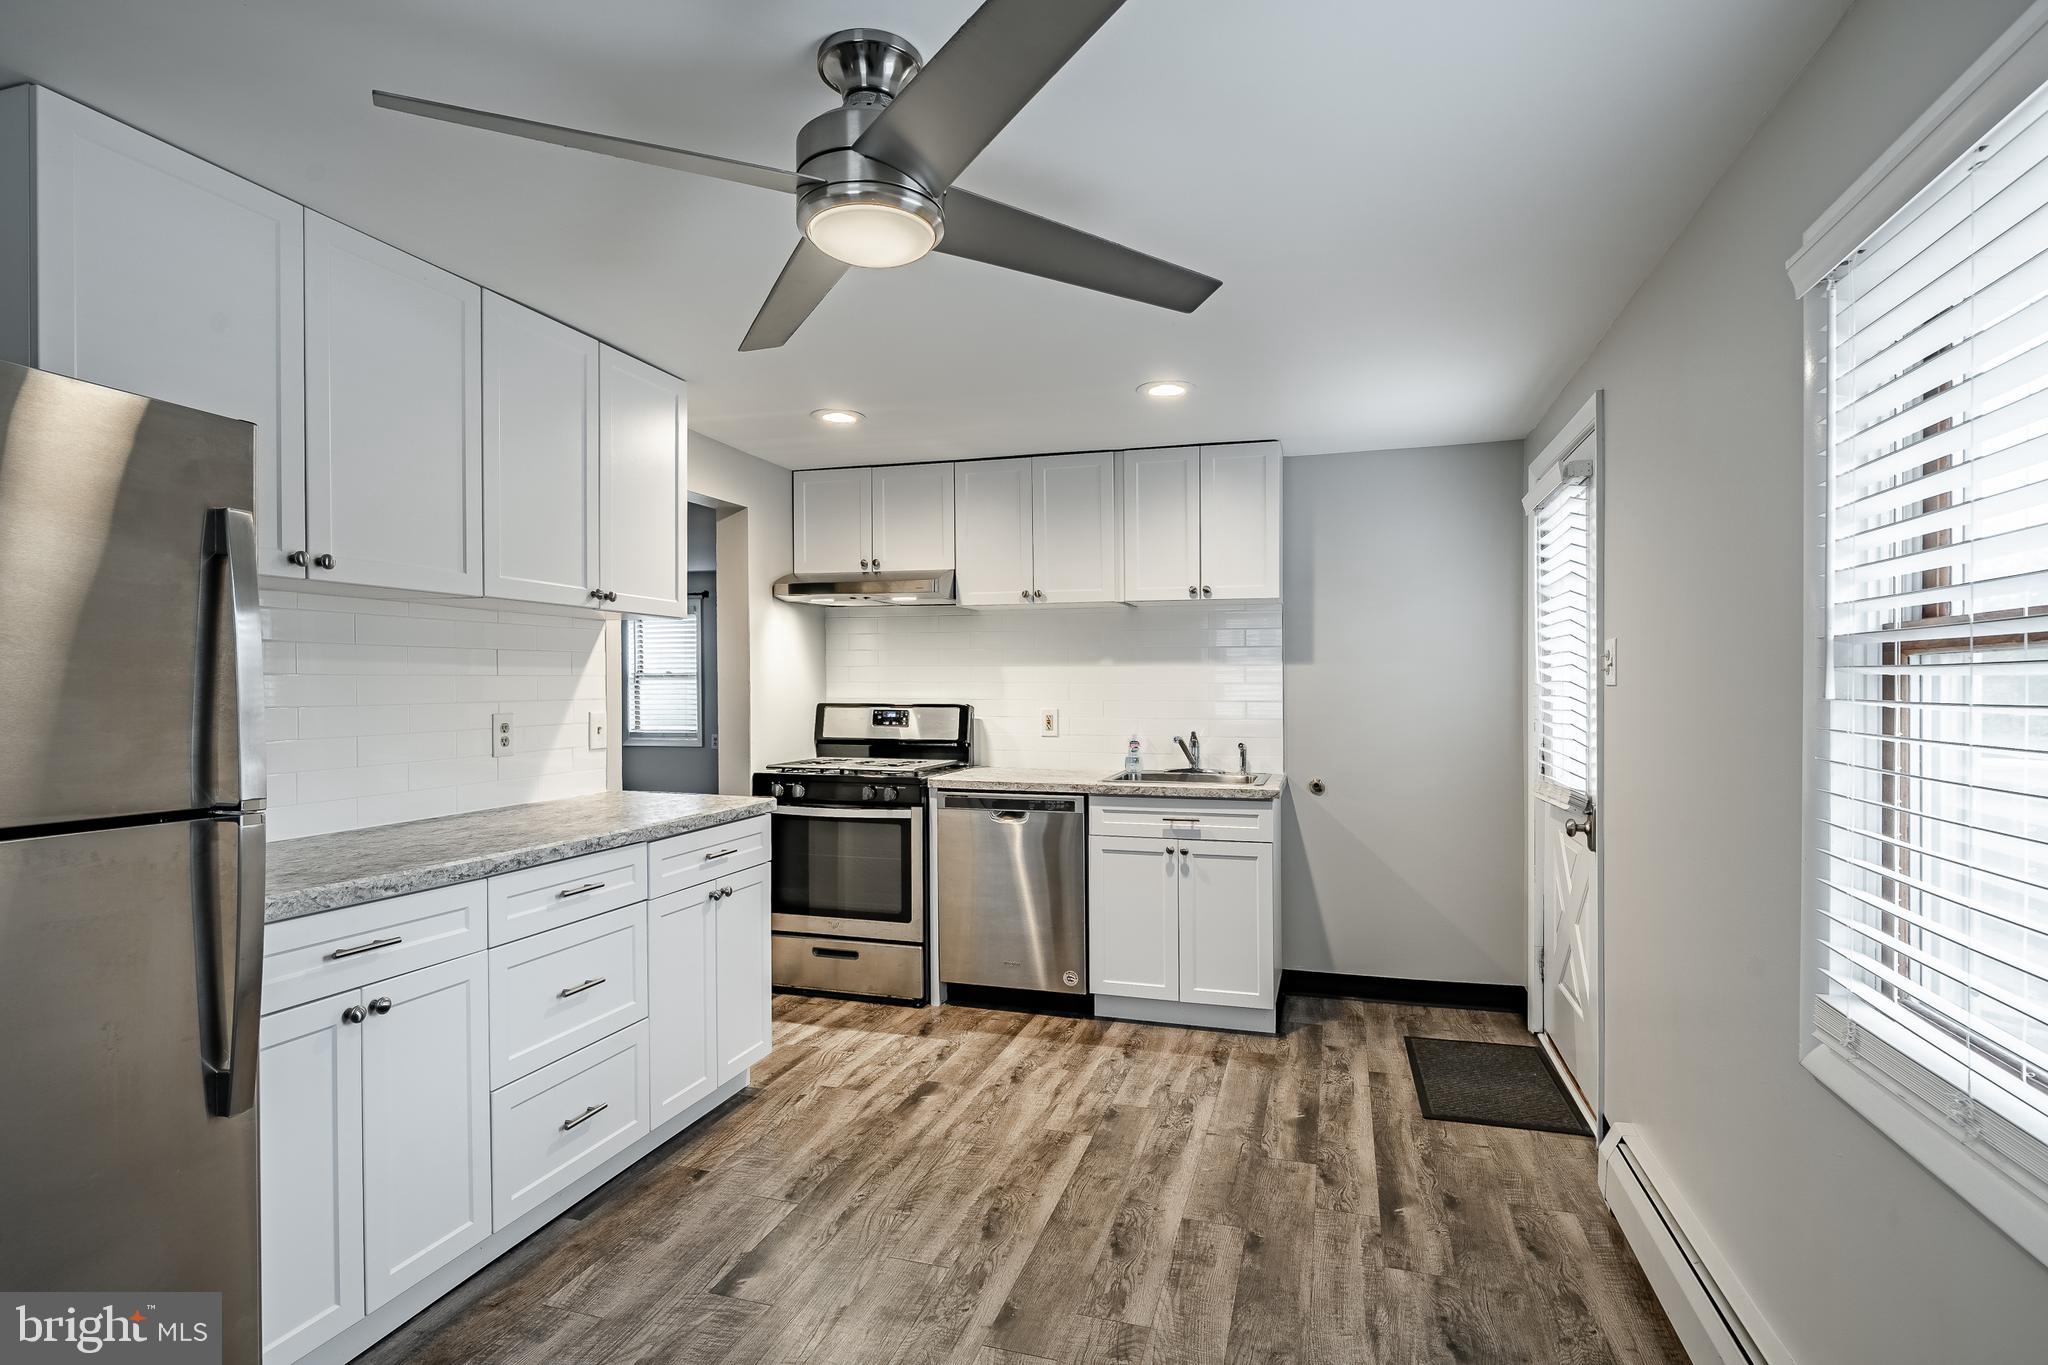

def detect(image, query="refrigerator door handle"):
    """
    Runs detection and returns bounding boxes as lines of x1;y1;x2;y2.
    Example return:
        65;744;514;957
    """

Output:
200;507;267;810
199;812;267;1117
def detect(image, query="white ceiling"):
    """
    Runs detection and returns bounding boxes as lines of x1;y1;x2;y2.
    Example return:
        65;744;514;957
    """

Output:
0;1;1847;468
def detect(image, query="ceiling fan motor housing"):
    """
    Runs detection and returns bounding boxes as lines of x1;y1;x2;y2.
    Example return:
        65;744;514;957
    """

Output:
797;29;945;251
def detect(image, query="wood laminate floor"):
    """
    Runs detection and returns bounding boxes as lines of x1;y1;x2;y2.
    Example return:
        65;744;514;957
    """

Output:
361;994;1685;1365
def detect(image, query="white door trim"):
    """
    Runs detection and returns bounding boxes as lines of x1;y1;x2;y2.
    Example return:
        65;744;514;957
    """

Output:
1525;391;1604;1129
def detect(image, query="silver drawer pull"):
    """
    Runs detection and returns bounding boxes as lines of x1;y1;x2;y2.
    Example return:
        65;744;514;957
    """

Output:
1161;817;1202;825
555;881;607;899
558;977;607;999
561;1102;608;1132
327;935;402;960
703;847;740;860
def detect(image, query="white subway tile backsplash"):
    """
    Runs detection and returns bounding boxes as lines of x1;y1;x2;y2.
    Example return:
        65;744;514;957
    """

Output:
824;604;1283;772
260;589;609;840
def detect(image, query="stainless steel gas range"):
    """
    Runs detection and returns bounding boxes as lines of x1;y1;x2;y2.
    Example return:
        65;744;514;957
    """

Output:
752;703;972;1002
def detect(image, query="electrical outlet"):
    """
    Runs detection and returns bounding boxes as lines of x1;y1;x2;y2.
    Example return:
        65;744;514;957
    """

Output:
588;712;607;749
1041;708;1060;737
492;712;516;757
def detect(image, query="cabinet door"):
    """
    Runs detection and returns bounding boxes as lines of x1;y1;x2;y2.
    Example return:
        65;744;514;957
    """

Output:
870;462;954;572
1087;836;1179;1000
648;885;718;1125
259;992;364;1365
1180;842;1274;1009
483;293;601;607
792;467;872;575
31;89;307;575
600;346;688;616
1033;450;1120;604
1119;447;1201;603
359;954;492;1310
954;458;1035;607
714;865;773;1081
304;213;482;594
1199;442;1283;601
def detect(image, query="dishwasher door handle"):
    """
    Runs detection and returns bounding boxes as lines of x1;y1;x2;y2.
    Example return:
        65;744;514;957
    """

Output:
991;811;1029;823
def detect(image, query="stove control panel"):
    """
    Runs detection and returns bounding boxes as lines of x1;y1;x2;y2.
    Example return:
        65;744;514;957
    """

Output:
753;773;924;808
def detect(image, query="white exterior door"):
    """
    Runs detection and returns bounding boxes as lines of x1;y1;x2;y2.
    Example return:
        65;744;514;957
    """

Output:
258;992;364;1365
1541;815;1598;1105
482;292;601;607
358;954;491;1312
1179;841;1273;1009
714;865;773;1081
793;467;873;576
1087;837;1179;1000
870;462;955;572
1033;451;1120;604
29;88;307;575
599;345;688;616
1119;447;1201;602
1197;443;1283;601
303;213;482;595
649;886;719;1124
954;457;1035;606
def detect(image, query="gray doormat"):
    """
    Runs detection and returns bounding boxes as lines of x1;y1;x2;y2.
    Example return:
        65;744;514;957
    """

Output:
1403;1035;1592;1137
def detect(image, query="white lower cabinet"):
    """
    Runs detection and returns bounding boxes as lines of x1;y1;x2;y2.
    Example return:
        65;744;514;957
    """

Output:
490;1020;651;1228
1179;842;1273;1009
1087;837;1181;1000
648;884;718;1123
715;865;774;1081
359;955;492;1311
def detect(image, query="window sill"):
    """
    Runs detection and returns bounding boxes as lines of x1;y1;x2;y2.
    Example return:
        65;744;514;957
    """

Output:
1805;1007;2048;1269
623;735;705;748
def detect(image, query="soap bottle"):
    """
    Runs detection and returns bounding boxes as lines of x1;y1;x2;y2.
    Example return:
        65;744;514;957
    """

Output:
1124;735;1142;778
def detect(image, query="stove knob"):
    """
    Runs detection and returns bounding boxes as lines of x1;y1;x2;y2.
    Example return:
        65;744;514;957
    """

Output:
882;786;899;802
771;782;785;799
862;785;876;802
791;783;806;800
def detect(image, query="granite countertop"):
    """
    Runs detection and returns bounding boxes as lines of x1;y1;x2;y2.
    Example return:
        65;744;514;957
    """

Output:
929;766;1286;801
265;791;774;922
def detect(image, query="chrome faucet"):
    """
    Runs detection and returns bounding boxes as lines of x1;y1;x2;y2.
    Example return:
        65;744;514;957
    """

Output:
1174;731;1201;770
1238;742;1249;776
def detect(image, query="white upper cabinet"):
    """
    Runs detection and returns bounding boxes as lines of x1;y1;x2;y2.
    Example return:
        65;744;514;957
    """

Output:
792;467;873;576
870;462;954;572
953;458;1034;606
304;214;482;594
1198;442;1283;601
12;87;307;575
600;345;688;616
482;293;602;608
1120;446;1202;602
1033;450;1119;604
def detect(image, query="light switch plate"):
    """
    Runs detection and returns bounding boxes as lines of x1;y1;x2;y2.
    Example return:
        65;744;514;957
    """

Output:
1603;637;1618;687
492;712;516;757
588;712;607;749
1041;708;1060;737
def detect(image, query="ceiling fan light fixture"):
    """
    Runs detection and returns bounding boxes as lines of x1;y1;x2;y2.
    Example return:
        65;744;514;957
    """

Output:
1140;380;1192;399
812;408;864;425
798;181;943;269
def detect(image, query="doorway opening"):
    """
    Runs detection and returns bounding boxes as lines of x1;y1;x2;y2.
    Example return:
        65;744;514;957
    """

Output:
622;500;721;794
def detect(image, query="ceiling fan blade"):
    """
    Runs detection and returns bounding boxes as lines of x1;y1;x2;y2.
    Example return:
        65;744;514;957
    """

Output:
854;0;1128;193
937;190;1220;313
371;91;814;195
739;240;850;351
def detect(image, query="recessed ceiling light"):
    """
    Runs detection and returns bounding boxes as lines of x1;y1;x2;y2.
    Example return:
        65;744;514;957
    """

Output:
1139;380;1191;399
813;408;864;425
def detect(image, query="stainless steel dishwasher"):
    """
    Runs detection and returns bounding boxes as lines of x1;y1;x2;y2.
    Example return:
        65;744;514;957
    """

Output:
937;792;1087;993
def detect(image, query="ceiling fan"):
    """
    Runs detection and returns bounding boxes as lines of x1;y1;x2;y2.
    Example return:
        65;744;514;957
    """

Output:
372;0;1220;352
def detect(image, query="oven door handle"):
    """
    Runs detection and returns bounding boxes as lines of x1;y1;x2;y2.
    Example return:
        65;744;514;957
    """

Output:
771;804;919;821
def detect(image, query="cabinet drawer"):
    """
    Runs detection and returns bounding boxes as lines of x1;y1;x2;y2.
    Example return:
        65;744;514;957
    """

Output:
648;815;770;895
490;1021;649;1229
488;905;648;1087
488;844;648;943
1087;797;1275;843
263;882;487;1014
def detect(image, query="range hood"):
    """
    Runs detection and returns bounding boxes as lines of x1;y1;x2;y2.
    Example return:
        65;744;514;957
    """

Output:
773;569;956;606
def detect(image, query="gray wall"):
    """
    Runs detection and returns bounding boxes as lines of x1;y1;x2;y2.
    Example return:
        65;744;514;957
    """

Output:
623;553;719;794
1523;0;2048;1358
1280;442;1525;983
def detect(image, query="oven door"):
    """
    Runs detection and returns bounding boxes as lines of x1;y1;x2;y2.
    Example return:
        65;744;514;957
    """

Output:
769;805;925;945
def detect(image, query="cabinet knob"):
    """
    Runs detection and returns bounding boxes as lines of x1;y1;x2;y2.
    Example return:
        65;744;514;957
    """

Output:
1021;589;1031;601
286;550;308;567
604;590;619;603
872;558;881;570
340;1004;366;1025
1187;586;1197;598
1201;585;1212;597
861;558;871;571
368;996;393;1015
589;588;605;600
313;553;335;571
1032;589;1044;600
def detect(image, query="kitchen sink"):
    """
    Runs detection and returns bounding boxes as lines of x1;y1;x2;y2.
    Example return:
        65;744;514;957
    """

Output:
1105;770;1268;785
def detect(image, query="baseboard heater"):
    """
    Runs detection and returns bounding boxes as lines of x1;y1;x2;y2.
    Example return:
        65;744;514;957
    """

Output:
1599;1126;1793;1365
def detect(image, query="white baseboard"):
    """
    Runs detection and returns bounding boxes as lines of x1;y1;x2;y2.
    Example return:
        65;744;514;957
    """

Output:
1598;1126;1794;1365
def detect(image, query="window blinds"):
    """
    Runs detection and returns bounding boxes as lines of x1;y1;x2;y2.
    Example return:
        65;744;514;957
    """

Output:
1818;77;2048;1186
1535;470;1595;807
625;611;701;742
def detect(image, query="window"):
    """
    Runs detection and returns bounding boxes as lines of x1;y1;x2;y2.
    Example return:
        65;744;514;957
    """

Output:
624;609;702;745
1809;72;2048;1253
1533;466;1596;808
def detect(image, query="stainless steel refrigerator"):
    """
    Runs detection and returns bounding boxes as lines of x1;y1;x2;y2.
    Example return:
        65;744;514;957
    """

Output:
0;362;266;1364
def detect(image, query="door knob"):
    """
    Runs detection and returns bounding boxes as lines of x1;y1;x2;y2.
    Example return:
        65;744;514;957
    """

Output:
1564;813;1596;850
